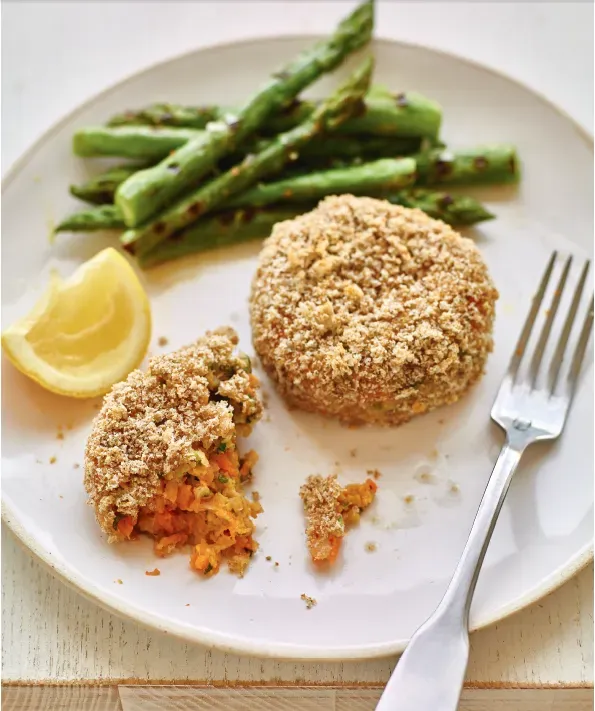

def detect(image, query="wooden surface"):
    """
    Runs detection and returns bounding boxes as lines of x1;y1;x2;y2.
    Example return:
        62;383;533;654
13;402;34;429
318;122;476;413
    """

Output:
2;528;593;687
2;686;594;711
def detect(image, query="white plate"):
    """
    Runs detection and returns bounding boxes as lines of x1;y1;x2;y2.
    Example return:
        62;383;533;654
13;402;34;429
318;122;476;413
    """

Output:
2;37;593;660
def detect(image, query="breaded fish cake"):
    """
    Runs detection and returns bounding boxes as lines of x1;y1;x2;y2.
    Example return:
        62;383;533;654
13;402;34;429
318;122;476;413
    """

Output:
250;195;498;425
84;327;263;577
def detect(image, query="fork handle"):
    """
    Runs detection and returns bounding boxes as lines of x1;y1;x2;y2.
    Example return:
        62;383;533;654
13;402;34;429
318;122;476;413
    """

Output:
376;430;531;711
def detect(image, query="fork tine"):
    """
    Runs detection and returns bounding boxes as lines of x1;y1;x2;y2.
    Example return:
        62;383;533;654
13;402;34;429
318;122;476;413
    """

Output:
508;251;557;381
566;293;594;400
549;260;590;394
528;255;573;387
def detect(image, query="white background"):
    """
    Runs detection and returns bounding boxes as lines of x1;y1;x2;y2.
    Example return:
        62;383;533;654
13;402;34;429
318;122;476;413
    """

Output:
2;1;593;173
1;0;593;692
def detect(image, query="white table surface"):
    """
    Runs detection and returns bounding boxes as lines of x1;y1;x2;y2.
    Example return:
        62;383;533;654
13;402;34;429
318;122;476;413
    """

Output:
2;0;593;702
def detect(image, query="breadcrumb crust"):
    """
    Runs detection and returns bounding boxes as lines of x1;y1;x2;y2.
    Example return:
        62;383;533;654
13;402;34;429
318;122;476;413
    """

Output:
250;195;498;425
84;327;262;540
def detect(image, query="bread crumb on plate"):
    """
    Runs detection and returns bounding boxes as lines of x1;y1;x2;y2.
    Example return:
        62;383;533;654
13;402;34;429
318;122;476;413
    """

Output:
301;593;317;609
299;474;377;565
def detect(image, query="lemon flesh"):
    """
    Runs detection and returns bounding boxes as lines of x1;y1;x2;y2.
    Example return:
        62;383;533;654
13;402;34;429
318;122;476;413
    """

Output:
2;248;151;397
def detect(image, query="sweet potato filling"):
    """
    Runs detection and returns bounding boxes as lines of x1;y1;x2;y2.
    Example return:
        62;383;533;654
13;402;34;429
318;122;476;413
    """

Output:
115;447;261;577
300;476;377;564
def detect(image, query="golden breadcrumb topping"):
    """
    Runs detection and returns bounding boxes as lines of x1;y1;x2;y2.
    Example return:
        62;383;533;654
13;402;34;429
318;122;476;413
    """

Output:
250;195;498;425
84;327;262;542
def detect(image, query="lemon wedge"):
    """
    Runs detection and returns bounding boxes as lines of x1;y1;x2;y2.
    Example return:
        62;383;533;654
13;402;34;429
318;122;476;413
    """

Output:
2;248;151;397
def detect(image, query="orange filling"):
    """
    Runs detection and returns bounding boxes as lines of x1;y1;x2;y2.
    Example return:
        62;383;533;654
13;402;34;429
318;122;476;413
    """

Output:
115;447;261;577
310;478;377;565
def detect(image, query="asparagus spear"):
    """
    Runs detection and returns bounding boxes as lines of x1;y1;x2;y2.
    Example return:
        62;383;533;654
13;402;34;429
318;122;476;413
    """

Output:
106;90;441;139
65;135;420;207
292;135;422;162
108;104;222;129
71;125;421;166
55;205;124;232
416;145;520;185
72;126;202;160
121;57;374;256
138;207;299;268
388;188;494;225
337;91;441;138
223;157;416;208
266;91;442;138
69;164;149;205
54;187;492;238
115;0;374;227
139;189;493;268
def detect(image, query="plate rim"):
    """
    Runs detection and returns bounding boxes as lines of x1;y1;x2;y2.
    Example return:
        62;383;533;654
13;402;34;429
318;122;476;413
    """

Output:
2;34;593;661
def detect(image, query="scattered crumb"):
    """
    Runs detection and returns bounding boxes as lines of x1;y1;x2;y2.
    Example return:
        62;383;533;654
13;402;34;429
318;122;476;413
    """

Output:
252;491;260;502
449;482;460;495
430;449;439;459
403;495;415;505
334;460;340;467
73;463;80;469
300;474;377;564
115;579;123;585
49;456;57;465
301;593;317;610
284;446;291;452
365;542;377;553
145;568;161;576
157;336;169;347
59;495;64;499
57;432;65;441
367;468;382;480
185;604;190;607
265;556;272;561
274;562;279;567
349;448;357;458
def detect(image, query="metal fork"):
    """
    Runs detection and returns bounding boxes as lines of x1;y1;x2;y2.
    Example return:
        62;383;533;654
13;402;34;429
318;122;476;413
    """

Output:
376;251;593;711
